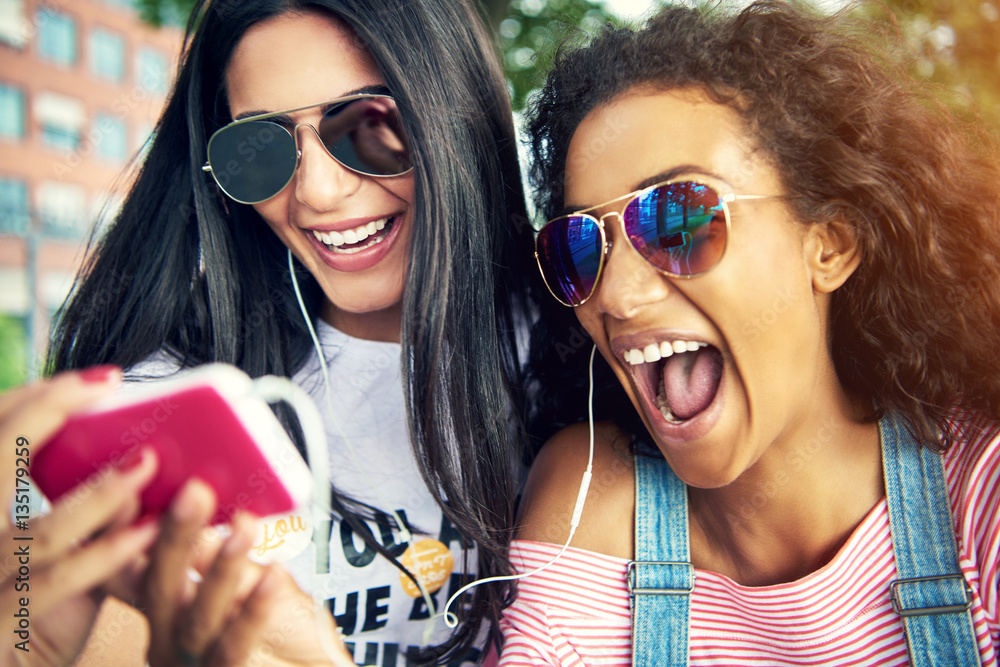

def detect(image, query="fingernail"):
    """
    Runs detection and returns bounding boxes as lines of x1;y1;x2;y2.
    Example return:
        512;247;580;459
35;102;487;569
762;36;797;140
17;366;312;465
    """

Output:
171;479;213;522
79;365;122;384
127;516;160;549
223;513;256;556
117;447;149;472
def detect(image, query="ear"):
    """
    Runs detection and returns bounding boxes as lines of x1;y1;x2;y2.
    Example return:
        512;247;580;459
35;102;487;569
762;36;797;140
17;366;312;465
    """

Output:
805;218;860;293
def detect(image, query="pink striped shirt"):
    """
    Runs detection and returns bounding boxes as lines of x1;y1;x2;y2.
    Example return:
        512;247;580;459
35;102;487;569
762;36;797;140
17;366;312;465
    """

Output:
500;414;1000;665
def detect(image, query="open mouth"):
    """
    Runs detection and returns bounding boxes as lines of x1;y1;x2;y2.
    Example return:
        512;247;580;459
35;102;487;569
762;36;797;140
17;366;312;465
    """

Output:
623;340;724;424
311;216;395;255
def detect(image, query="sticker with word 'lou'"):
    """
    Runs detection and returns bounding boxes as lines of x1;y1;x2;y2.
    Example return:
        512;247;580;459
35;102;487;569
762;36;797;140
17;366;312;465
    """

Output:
250;512;314;563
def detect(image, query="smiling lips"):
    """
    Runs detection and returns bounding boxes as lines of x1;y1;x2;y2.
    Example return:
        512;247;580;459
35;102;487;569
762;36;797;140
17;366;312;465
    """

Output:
304;211;403;274
625;339;724;424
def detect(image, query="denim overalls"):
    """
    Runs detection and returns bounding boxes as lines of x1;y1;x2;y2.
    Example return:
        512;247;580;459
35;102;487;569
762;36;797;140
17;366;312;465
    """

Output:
629;412;980;666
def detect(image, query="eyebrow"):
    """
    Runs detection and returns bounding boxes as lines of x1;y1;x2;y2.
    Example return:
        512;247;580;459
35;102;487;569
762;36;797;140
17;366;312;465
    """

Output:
557;164;729;217
232;84;392;121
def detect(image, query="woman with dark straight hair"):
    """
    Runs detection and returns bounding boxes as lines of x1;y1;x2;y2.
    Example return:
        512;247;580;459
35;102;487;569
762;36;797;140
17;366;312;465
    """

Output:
505;1;1000;664
17;0;536;663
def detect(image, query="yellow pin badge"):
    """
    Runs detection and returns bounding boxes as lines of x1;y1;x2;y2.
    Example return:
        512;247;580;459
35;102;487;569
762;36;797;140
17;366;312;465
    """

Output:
398;539;454;597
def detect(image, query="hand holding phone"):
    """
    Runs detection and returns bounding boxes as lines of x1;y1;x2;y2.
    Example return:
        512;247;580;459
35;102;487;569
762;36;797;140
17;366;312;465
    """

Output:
0;369;159;665
31;364;317;525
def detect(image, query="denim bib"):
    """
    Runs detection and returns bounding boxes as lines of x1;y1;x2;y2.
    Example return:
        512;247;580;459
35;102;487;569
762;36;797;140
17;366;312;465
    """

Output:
629;412;979;666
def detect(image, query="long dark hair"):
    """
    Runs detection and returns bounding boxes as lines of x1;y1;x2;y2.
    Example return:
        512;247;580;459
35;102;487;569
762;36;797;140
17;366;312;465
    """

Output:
49;0;536;659
525;0;1000;449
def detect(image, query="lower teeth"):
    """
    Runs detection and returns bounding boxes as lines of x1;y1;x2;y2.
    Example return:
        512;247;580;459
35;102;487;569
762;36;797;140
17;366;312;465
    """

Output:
656;377;684;424
326;235;384;254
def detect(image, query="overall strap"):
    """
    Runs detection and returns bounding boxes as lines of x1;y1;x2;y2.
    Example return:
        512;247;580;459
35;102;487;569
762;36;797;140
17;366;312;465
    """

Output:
630;452;694;667
881;412;980;666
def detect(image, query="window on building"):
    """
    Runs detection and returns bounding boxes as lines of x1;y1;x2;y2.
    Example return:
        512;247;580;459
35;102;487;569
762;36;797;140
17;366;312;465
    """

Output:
136;47;168;94
0;270;28;318
37;8;76;66
0;178;29;235
40;125;79;151
42;270;76;321
37;182;87;238
94;113;127;162
0;84;25;140
90;27;125;81
34;92;84;153
0;0;28;49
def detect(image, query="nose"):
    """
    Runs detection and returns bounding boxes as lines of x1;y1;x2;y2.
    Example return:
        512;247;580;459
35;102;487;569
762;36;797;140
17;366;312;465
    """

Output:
293;125;362;212
592;212;671;320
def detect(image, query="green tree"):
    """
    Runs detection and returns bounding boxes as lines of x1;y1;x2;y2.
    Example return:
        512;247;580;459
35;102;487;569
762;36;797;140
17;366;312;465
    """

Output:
489;0;619;110
0;315;29;391
134;0;194;27
134;0;618;111
857;0;1000;134
135;0;999;129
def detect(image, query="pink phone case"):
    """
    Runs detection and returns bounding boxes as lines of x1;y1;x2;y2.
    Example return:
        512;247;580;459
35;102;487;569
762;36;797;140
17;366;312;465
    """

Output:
31;364;315;524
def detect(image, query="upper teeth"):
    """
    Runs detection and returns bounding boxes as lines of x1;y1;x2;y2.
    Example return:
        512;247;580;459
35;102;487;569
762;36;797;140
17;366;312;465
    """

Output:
312;217;389;247
624;340;707;365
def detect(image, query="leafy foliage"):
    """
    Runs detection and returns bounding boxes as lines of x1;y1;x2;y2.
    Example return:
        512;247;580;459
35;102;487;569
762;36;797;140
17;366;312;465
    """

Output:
134;0;195;27
132;0;620;111
134;0;998;127
857;0;1000;135
490;0;621;110
0;315;29;391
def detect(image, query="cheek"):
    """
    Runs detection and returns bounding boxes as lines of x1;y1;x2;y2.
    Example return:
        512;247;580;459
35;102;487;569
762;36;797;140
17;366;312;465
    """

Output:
252;203;303;255
749;258;814;336
575;308;632;385
724;269;820;400
734;283;802;344
252;198;289;232
574;306;605;344
724;234;813;344
381;174;415;205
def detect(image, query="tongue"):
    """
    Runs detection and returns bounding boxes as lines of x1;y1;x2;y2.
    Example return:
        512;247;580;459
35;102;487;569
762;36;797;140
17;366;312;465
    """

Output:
662;347;723;421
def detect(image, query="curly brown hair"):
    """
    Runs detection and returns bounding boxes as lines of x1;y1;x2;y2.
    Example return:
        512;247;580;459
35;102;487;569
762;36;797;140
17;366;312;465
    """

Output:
526;0;1000;449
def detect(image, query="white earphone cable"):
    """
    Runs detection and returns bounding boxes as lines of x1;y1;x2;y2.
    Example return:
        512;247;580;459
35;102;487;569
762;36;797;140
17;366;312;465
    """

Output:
286;249;440;648
438;344;597;627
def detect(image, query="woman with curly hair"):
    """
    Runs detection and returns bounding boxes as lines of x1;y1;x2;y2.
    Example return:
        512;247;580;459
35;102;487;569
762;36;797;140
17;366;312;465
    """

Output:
504;1;1000;664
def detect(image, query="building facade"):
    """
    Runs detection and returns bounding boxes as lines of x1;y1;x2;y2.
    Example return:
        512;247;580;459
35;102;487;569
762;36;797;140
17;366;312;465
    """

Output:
0;0;182;383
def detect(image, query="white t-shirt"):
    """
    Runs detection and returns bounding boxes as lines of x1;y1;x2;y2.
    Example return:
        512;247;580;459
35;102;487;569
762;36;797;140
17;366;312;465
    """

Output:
283;322;481;665
128;321;481;665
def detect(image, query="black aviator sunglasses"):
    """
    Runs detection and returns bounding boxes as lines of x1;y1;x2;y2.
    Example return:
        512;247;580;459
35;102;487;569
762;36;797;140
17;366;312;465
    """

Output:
202;93;412;205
